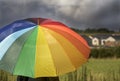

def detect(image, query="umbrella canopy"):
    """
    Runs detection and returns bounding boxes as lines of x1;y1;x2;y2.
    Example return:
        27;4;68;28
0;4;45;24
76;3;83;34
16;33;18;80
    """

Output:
0;18;90;78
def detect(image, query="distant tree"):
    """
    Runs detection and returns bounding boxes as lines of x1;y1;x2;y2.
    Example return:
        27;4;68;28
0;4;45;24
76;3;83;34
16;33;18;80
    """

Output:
71;28;83;33
97;28;109;33
114;46;120;58
97;28;114;33
84;28;96;33
90;47;120;58
71;27;115;34
84;28;114;33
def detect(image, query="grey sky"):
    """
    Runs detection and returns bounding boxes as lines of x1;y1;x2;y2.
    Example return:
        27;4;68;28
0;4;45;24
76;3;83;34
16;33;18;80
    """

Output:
0;0;120;31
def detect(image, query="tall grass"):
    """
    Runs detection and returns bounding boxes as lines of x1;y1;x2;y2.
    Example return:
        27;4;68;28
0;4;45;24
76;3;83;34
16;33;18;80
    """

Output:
59;59;120;81
0;59;120;81
60;66;120;81
0;70;16;81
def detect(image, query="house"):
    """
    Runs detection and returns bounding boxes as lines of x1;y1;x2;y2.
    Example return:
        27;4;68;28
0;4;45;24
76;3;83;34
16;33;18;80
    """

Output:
82;34;120;47
112;35;120;46
88;36;99;46
104;36;116;46
92;37;99;46
89;34;110;47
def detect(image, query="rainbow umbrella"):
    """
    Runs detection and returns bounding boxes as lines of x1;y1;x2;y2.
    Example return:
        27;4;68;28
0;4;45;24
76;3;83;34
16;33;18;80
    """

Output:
0;18;90;78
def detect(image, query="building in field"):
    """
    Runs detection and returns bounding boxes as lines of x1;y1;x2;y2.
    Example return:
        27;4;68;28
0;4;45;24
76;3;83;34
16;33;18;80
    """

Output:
81;34;120;47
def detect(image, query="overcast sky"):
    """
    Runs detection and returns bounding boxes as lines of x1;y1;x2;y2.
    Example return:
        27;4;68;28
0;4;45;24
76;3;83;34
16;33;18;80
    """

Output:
0;0;120;31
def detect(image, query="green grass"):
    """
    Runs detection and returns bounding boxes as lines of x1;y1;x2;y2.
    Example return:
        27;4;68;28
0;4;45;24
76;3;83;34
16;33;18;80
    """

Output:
86;59;120;73
0;59;120;81
0;70;17;81
59;59;120;81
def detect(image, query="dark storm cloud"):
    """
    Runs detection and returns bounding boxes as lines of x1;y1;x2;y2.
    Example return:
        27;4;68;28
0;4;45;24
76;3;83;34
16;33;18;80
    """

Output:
88;0;120;30
0;1;56;27
0;0;61;28
0;0;120;31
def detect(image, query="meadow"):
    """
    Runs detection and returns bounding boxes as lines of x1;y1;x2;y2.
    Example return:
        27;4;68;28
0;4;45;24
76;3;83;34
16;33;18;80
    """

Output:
60;58;120;81
0;59;120;81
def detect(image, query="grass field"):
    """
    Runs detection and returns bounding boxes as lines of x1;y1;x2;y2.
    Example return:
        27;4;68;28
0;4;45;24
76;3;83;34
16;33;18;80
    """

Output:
60;59;120;81
0;59;120;81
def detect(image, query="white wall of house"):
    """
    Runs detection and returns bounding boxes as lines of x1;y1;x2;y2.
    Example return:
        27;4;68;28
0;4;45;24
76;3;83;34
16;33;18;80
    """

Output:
92;38;99;46
101;39;106;45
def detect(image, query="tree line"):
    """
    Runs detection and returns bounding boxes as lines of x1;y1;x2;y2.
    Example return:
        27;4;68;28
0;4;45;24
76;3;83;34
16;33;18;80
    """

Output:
72;28;115;34
90;46;120;58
